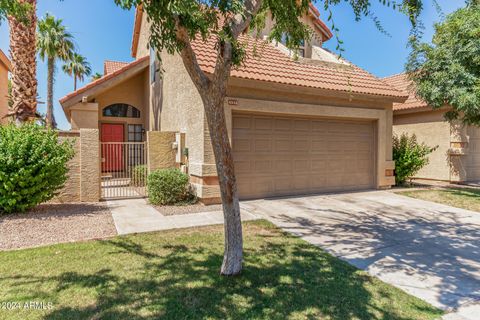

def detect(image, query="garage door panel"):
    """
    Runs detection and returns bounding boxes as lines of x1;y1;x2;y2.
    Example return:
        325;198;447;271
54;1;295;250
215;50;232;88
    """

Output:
254;160;275;174
294;119;311;131
467;127;480;180
235;160;252;174
274;177;293;192
254;118;273;131
232;138;251;153
233;115;252;129
275;118;293;131
233;113;375;199
254;138;272;152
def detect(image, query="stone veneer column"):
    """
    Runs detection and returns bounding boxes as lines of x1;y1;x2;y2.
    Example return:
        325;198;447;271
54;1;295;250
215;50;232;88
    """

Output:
80;129;100;202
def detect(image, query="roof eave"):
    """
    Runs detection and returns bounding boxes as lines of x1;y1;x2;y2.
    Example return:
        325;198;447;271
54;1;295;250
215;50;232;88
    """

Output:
131;5;143;58
60;56;149;109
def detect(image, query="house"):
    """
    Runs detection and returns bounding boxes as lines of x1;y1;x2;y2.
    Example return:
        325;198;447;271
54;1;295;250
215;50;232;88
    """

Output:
60;5;406;204
0;49;11;124
385;73;480;183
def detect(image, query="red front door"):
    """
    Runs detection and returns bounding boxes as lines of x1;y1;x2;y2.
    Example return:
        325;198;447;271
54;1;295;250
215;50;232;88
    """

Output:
101;124;124;172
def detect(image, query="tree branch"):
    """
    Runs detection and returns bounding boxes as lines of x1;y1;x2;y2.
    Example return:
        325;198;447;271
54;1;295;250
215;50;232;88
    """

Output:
230;0;263;38
175;23;211;93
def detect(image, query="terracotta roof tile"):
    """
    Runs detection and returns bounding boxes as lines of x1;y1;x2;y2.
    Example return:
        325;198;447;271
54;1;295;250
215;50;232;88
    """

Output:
192;35;406;99
383;73;428;110
104;60;129;75
60;56;149;104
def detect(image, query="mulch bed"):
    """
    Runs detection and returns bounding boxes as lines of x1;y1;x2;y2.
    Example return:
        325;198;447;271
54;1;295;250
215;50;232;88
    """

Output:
153;203;223;216
0;203;117;251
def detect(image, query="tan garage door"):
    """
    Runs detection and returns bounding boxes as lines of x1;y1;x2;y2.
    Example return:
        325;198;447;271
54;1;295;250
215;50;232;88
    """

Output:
467;126;480;180
233;113;375;199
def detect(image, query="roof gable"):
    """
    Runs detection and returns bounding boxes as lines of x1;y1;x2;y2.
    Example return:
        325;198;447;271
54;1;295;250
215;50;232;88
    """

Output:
60;56;149;108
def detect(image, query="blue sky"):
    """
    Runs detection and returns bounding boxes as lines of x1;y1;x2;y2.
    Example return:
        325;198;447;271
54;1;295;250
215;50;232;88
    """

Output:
0;0;465;130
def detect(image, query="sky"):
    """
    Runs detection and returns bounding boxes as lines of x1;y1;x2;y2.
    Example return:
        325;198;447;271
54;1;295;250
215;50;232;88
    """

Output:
0;0;465;130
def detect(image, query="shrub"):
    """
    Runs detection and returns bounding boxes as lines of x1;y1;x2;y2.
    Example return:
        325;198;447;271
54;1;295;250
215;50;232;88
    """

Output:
0;124;75;214
131;165;147;187
147;168;196;205
393;133;437;186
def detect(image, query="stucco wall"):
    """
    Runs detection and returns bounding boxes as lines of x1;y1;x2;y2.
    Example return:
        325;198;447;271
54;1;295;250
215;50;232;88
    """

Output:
70;103;99;130
393;110;451;181
95;70;148;139
159;51;206;177
258;12;323;58
135;12;150;59
0;62;9;125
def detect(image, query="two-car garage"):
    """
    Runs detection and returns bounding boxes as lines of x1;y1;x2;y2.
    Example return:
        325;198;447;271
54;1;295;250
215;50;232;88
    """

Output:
232;112;376;199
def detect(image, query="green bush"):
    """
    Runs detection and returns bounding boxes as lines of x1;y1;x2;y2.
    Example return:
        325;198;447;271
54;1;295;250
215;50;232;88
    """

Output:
393;133;437;186
147;168;196;205
131;165;147;187
0;124;75;214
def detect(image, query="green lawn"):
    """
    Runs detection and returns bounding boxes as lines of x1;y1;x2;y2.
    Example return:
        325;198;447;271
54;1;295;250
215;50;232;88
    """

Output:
400;187;480;212
0;220;442;320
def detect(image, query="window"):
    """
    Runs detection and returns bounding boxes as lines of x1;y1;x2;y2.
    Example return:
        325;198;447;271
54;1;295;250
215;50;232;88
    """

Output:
128;124;143;142
280;33;305;57
150;47;161;84
103;104;140;118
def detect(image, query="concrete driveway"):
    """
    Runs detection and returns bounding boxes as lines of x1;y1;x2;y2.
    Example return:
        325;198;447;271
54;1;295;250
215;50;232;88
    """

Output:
241;190;480;317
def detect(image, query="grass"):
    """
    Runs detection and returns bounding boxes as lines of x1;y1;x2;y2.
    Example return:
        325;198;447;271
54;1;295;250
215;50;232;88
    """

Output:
0;220;442;320
400;187;480;212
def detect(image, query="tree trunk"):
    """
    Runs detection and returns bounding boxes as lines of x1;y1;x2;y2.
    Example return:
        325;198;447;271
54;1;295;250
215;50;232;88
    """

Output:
176;28;244;276
46;56;57;128
73;76;77;91
202;94;243;276
7;0;38;123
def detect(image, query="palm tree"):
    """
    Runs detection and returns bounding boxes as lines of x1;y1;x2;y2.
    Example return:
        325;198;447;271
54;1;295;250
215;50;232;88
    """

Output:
37;13;74;128
91;72;102;81
7;0;37;124
62;53;91;91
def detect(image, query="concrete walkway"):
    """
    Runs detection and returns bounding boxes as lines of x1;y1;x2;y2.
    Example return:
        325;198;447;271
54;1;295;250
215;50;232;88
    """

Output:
241;190;480;320
108;198;258;235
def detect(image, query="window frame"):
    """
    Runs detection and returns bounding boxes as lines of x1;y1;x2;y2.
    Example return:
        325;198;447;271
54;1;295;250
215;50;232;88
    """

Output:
102;104;141;118
128;124;143;142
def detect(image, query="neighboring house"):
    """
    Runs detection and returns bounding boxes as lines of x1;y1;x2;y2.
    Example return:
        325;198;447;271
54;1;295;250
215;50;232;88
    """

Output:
60;5;406;204
385;73;480;183
0;49;12;125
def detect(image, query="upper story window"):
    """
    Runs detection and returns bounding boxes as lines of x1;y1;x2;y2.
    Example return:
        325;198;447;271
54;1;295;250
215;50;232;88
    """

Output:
150;47;161;84
280;33;306;57
103;104;140;118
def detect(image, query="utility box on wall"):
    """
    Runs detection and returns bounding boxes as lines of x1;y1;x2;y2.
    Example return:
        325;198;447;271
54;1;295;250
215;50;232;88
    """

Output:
175;132;186;164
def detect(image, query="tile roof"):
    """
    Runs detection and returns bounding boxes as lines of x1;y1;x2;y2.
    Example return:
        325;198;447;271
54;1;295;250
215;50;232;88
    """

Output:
104;60;129;75
60;56;149;104
383;73;428;110
193;36;407;100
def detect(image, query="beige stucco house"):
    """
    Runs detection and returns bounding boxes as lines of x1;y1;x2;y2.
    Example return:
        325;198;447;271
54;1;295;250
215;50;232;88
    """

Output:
0;49;11;125
385;73;480;183
60;5;406;204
